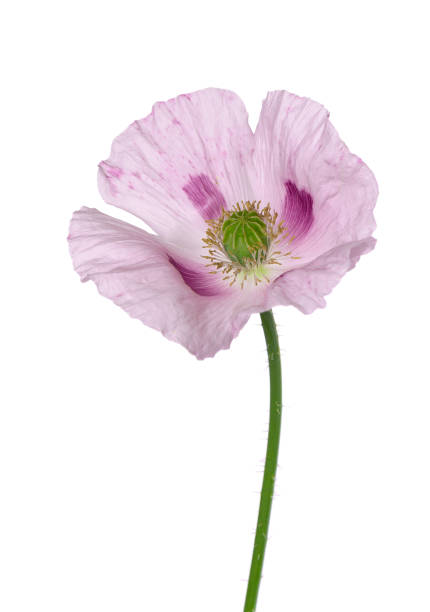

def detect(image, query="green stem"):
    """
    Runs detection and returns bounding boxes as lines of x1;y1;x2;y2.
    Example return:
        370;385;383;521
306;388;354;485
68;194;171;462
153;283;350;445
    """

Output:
243;310;282;612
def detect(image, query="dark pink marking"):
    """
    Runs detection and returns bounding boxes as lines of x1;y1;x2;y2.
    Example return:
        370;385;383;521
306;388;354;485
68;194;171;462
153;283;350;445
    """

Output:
282;181;313;240
99;162;123;179
169;257;222;297
183;174;226;220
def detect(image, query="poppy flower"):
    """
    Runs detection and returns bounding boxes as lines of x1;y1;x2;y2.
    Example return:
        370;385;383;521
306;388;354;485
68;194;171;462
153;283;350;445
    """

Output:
68;88;377;359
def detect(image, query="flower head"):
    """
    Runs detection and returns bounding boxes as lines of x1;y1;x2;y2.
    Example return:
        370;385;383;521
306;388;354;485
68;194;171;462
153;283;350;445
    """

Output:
68;89;377;359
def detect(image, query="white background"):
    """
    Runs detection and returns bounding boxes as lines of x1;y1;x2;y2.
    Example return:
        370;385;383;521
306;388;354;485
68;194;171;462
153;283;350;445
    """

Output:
1;1;429;611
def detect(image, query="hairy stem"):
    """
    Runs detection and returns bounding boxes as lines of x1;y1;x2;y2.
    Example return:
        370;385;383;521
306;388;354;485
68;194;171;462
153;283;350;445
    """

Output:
243;310;282;612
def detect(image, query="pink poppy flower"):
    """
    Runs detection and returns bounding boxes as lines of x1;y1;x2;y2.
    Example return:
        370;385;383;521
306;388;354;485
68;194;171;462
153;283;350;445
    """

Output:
68;89;377;359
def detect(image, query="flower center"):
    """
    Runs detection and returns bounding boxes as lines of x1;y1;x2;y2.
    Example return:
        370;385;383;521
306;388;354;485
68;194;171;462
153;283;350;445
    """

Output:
202;201;288;287
222;209;268;265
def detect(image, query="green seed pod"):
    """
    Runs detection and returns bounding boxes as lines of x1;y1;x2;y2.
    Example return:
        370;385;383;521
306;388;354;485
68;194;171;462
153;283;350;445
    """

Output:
222;209;268;266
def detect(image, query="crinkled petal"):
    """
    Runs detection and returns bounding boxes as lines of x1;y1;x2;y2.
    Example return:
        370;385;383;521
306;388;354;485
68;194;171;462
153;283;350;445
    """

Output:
68;207;266;359
98;88;254;256
253;91;377;262
267;237;376;313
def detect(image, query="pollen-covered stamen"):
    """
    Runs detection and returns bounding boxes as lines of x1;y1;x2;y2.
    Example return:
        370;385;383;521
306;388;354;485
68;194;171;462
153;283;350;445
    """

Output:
202;200;297;287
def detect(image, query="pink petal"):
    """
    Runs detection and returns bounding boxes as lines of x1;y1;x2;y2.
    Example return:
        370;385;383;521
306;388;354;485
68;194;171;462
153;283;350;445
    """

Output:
98;88;254;249
68;207;265;359
267;237;376;313
253;91;378;262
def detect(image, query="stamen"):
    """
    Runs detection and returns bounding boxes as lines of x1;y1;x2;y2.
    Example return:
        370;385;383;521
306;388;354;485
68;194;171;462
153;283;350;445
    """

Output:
202;200;296;288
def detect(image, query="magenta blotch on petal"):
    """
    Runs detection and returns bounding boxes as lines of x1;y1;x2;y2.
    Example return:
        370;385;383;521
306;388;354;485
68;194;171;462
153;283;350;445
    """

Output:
282;181;313;241
168;256;225;296
183;174;226;220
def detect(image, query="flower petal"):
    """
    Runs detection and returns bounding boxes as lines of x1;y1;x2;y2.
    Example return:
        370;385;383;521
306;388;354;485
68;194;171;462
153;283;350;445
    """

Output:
68;207;264;359
98;88;254;247
253;91;377;260
267;237;376;313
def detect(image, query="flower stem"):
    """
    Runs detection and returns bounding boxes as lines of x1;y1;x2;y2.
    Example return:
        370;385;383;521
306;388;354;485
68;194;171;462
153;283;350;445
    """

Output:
243;310;282;612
